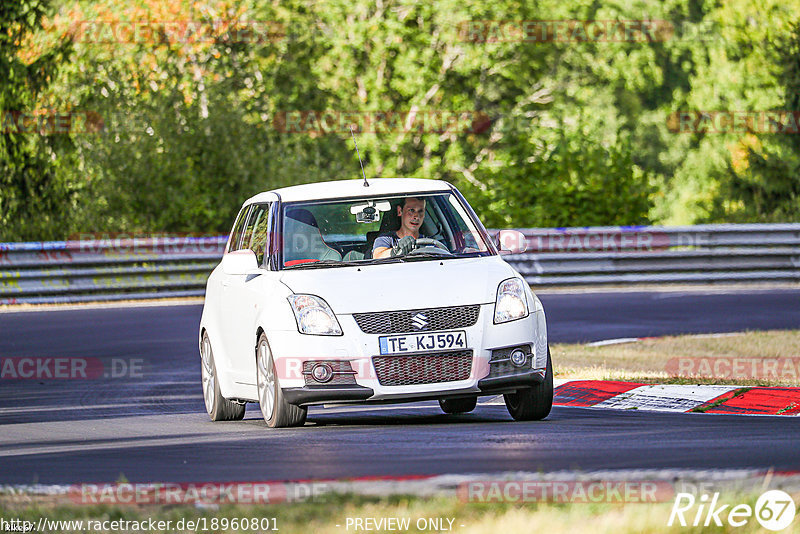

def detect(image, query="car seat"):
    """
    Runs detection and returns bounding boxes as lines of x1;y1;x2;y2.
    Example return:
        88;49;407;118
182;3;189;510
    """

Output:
283;208;342;265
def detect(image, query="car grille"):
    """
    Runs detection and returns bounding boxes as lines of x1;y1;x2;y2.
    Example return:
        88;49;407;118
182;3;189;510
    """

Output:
372;350;473;386
487;345;532;378
354;305;481;334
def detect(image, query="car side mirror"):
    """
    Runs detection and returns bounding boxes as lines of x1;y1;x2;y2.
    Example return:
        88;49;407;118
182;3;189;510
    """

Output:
496;230;527;255
222;249;259;275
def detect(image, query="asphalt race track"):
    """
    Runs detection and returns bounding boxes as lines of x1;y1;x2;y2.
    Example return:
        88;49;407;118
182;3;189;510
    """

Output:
1;289;800;485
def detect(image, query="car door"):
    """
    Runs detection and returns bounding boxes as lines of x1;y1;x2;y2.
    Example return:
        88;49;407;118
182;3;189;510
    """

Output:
212;204;250;367
221;202;272;385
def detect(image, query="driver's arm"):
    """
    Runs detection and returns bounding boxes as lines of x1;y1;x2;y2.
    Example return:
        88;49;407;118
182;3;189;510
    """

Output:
374;235;416;258
373;246;392;259
372;234;394;259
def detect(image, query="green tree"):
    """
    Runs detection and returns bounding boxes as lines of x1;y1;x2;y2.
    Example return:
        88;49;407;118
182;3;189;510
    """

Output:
656;0;798;224
12;0;800;239
721;21;800;221
294;0;658;227
65;0;355;234
0;0;74;241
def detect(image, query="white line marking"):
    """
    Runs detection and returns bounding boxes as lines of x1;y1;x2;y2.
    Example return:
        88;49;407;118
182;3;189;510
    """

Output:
0;298;203;314
586;337;642;347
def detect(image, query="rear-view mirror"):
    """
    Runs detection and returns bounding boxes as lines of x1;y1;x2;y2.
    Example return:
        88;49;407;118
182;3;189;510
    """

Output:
496;230;527;254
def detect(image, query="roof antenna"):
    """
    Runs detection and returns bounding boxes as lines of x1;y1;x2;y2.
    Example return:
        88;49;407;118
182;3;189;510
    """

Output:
350;125;369;187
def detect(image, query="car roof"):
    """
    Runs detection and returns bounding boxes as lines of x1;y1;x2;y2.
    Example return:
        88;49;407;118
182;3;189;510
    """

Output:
244;178;453;204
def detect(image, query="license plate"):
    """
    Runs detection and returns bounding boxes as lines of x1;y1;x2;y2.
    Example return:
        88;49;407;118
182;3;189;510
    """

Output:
378;330;467;355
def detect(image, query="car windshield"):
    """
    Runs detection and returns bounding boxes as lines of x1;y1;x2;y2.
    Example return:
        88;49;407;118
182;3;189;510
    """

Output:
280;192;492;269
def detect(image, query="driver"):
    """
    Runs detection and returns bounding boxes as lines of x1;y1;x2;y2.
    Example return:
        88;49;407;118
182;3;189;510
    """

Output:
372;197;427;258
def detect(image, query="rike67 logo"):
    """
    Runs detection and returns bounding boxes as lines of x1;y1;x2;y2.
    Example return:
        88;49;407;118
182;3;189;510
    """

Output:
669;490;796;530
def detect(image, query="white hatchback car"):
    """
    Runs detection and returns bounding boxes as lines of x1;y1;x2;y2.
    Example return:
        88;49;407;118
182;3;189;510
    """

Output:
199;178;552;427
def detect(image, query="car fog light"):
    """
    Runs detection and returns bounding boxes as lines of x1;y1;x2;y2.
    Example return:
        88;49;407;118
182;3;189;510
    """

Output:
510;349;527;368
311;363;333;383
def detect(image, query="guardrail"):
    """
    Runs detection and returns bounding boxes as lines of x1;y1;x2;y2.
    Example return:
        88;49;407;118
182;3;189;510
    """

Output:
1;224;798;304
503;223;800;286
0;237;225;305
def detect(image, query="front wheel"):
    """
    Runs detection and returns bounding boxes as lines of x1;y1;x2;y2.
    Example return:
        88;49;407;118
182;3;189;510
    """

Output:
200;332;245;421
504;348;553;421
256;333;306;428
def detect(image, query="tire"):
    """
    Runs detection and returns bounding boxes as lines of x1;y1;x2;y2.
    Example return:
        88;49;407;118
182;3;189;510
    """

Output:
439;397;477;414
504;347;554;421
200;332;246;421
256;333;307;428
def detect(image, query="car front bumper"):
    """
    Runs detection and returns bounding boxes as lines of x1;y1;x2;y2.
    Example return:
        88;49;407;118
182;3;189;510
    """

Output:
282;385;375;405
266;303;548;406
281;369;546;407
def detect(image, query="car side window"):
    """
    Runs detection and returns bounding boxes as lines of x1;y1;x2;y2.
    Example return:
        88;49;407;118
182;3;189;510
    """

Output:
245;203;272;266
227;205;251;253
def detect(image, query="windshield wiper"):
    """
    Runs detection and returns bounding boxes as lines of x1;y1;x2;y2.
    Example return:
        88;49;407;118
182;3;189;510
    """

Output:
403;252;455;261
283;259;362;270
358;257;406;265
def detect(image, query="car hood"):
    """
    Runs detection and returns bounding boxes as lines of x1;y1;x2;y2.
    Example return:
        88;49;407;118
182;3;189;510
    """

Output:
278;256;518;314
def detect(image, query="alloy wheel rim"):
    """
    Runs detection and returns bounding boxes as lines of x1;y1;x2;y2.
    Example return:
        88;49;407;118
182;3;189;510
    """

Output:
201;336;215;414
257;340;275;421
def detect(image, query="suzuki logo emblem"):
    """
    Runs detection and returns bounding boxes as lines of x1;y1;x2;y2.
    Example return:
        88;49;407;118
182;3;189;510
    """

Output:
411;313;429;330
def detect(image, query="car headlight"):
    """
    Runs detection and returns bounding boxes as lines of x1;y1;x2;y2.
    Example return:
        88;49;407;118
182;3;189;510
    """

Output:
287;294;343;336
494;278;529;324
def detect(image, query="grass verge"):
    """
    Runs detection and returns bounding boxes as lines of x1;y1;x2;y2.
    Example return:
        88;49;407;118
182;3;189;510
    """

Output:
2;490;798;534
552;329;800;386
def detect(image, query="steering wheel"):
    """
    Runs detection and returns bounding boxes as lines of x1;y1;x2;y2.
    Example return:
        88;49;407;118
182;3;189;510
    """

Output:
409;238;451;255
